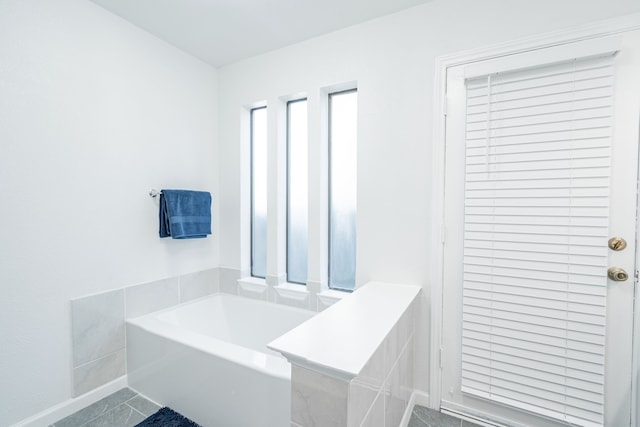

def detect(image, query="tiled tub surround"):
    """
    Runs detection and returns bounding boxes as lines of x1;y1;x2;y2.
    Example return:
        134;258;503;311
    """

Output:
126;294;315;426
269;281;421;427
70;268;218;396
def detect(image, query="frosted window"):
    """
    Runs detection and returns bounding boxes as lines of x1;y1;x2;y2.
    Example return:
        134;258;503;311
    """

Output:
251;107;267;278
329;90;357;291
287;99;308;285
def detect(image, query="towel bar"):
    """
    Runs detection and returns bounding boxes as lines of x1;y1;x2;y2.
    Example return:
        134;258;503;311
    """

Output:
149;189;162;198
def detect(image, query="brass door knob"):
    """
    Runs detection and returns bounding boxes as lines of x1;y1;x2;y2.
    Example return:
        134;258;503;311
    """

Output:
608;267;629;282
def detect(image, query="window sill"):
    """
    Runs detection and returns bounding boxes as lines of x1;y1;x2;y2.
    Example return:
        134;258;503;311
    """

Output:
274;283;309;302
237;276;267;294
318;288;348;299
317;289;349;308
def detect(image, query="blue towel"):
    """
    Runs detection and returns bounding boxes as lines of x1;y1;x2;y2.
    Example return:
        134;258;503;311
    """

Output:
159;189;212;239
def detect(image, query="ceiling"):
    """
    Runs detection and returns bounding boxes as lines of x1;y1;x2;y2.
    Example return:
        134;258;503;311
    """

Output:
89;0;433;67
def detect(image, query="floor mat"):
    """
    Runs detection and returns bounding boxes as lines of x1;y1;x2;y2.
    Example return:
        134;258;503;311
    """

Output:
134;407;202;427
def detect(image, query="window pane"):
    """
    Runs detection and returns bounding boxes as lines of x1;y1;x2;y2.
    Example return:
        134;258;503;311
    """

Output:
251;107;267;278
287;99;308;285
329;90;357;290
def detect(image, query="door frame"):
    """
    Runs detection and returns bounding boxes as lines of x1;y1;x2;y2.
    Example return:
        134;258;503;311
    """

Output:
429;11;640;415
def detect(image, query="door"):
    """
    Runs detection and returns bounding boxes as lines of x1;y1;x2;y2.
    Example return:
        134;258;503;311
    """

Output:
440;31;640;427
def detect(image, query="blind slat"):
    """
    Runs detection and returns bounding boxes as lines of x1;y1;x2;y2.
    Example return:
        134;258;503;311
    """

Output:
467;58;613;87
466;117;612;140
463;337;604;370
462;364;603;403
464;279;607;300
467;86;612;110
466;176;609;189
465;205;609;217
463;340;604;376
467;99;611;122
463;352;603;386
467;138;610;156
464;278;606;301
462;317;605;349
466;107;612;131
466;127;611;146
466;94;611;116
464;270;606;291
466;150;611;168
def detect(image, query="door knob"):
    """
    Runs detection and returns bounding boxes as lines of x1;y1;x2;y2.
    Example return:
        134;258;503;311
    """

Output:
608;267;629;282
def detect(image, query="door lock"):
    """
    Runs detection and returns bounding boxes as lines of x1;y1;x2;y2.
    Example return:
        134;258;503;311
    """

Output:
608;237;627;251
608;267;629;282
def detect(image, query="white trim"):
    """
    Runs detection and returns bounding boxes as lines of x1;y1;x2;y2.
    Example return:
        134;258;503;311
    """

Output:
319;80;358;96
316;288;348;311
412;389;431;408
10;376;128;427
237;276;269;299
400;391;430;427
237;276;267;289
434;13;640;68
274;282;310;301
429;30;447;409
631;130;640;427
265;273;287;287
441;405;513;427
441;400;536;427
306;279;322;295
430;11;640;413
399;392;418;427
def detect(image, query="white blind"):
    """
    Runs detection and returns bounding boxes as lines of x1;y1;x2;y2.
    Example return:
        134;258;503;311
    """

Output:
461;54;615;427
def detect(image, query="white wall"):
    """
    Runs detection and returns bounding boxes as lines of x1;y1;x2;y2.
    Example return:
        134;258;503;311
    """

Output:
217;0;640;397
0;0;218;425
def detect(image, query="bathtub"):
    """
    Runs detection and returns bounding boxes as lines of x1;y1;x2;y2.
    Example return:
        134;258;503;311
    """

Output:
126;293;315;426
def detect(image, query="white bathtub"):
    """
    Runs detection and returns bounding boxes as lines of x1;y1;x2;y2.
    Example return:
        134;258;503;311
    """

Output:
126;294;315;426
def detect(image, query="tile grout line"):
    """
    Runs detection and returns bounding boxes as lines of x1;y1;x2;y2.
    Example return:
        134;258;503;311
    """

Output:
125;393;163;418
77;402;114;427
124;395;153;417
125;403;147;419
122;403;138;427
74;348;125;370
80;400;139;427
64;390;138;427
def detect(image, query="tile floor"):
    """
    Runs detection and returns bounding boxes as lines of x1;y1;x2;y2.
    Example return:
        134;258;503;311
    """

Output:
409;405;482;427
52;389;478;427
50;388;160;427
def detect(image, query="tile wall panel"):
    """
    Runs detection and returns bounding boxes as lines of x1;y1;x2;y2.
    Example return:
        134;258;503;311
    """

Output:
291;365;349;427
73;349;126;397
71;289;125;367
180;268;219;302
71;269;217;396
125;277;179;318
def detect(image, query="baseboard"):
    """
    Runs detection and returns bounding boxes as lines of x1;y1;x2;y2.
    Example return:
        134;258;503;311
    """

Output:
10;376;128;427
400;390;430;427
441;400;527;427
412;389;431;408
406;392;511;427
